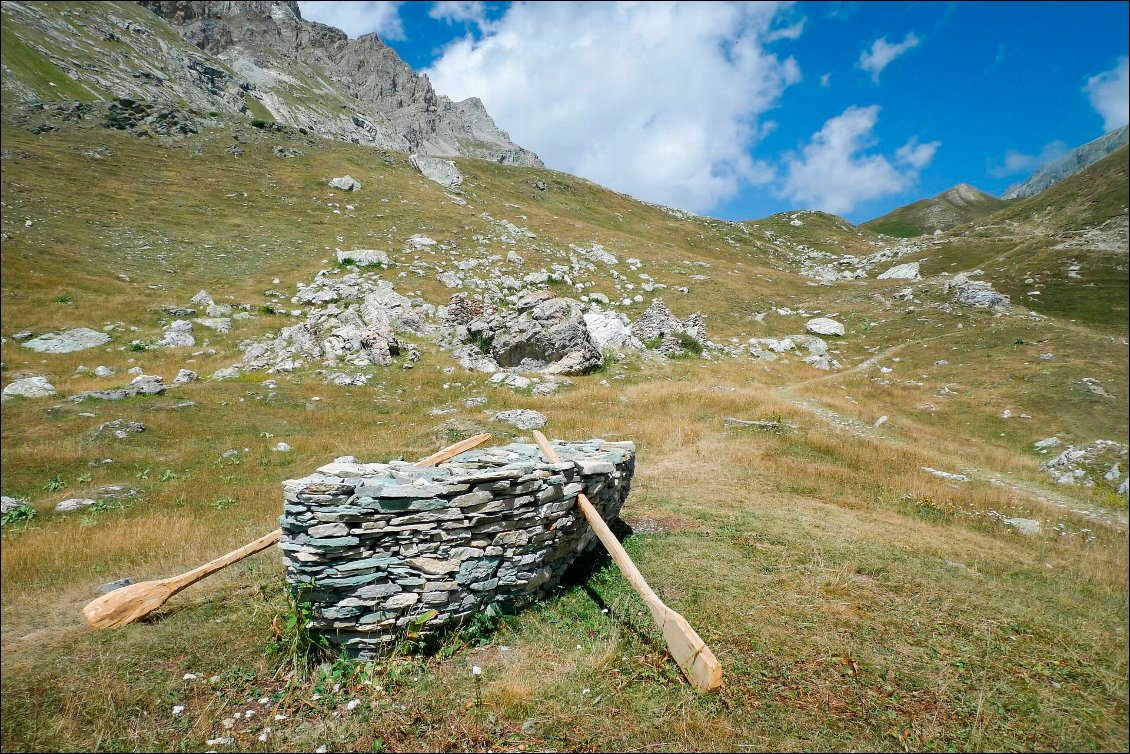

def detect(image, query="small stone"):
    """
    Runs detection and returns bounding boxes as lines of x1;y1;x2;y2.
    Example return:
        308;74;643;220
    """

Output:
328;175;362;191
98;577;135;593
172;369;198;384
491;409;547;430
55;498;97;512
1003;517;1041;535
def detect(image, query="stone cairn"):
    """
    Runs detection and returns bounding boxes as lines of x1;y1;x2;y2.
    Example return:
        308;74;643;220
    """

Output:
280;439;635;658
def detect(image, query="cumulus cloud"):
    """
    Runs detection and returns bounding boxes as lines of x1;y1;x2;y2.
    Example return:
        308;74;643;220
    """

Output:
426;2;801;213
297;1;405;40
987;140;1067;179
858;32;920;82
780;105;938;215
1084;56;1129;132
429;1;487;27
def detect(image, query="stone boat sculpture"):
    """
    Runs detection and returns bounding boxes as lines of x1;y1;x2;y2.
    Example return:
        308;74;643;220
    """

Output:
280;439;635;657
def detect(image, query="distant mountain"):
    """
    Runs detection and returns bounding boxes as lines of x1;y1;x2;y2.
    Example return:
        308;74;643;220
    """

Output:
989;145;1128;238
862;183;1008;238
1003;125;1129;199
0;0;542;166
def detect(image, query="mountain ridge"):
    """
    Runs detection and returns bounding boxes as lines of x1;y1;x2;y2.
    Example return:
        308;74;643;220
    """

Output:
0;0;541;166
861;182;1007;238
1003;124;1129;199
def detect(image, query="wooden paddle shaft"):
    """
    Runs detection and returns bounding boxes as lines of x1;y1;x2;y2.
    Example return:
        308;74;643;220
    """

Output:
531;431;722;693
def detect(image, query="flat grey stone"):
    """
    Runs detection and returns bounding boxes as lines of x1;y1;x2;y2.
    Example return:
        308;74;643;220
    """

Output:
23;328;110;353
97;577;135;593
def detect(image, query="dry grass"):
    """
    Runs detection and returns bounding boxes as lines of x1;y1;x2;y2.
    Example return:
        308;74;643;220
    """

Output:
2;116;1127;752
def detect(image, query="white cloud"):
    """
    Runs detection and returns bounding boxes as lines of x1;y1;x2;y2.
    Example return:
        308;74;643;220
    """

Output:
987;140;1067;179
1084;56;1129;132
819;72;831;88
895;137;940;170
780;105;937;215
857;32;920;82
425;2;802;213
297;1;405;40
429;1;487;27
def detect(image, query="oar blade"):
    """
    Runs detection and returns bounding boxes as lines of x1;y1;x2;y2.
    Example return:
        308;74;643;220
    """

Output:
658;605;723;693
82;579;177;630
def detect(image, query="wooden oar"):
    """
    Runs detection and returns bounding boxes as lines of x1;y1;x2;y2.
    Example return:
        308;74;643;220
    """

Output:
82;433;493;630
532;430;722;693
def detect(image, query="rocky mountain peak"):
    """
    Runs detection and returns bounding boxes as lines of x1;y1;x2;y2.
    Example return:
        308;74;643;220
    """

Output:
941;184;994;207
139;1;301;25
134;0;542;166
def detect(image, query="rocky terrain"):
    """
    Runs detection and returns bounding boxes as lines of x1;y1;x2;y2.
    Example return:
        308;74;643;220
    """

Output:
1;1;540;165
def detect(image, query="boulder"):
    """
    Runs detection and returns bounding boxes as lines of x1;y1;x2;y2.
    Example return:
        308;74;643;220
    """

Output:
2;375;56;399
409;154;464;188
337;249;389;267
172;369;198;384
877;262;921;280
805;317;845;336
328;175;361;191
945;273;1010;310
1003;517;1041;535
583;310;640;350
156;320;194;348
1;496;29;513
22;327;110;353
468;296;603;375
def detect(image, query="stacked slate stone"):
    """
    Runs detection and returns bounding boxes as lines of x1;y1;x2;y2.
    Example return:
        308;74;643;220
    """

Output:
279;439;635;658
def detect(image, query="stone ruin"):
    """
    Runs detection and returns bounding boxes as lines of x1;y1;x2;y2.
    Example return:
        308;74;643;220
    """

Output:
279;439;636;657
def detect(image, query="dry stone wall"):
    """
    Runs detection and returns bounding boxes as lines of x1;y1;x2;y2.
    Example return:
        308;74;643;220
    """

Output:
280;439;635;657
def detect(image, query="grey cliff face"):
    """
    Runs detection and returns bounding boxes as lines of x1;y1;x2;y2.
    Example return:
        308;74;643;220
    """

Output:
138;0;542;165
1003;125;1129;199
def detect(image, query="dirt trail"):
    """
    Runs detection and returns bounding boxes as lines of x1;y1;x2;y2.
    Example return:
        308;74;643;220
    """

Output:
772;327;1128;531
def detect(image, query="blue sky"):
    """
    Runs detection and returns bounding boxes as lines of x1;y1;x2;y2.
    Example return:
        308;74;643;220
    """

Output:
298;1;1130;223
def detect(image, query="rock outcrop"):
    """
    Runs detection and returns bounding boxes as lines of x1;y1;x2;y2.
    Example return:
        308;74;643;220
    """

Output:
137;1;542;165
457;294;604;376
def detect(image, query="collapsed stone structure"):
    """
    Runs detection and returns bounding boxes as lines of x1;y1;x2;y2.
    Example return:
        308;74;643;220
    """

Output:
279;439;635;657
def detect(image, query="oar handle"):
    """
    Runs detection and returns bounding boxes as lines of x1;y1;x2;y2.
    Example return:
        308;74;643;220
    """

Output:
167;529;281;592
531;430;722;693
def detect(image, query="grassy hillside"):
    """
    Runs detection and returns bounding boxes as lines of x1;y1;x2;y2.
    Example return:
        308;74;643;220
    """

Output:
863;184;1009;238
2;109;1128;752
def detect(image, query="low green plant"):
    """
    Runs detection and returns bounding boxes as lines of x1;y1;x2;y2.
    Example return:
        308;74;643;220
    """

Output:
397;609;439;654
1;504;36;527
52;294;72;304
211;497;237;511
676;331;704;356
43;474;65;492
467;331;494;355
270;582;332;680
127;342;146;352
